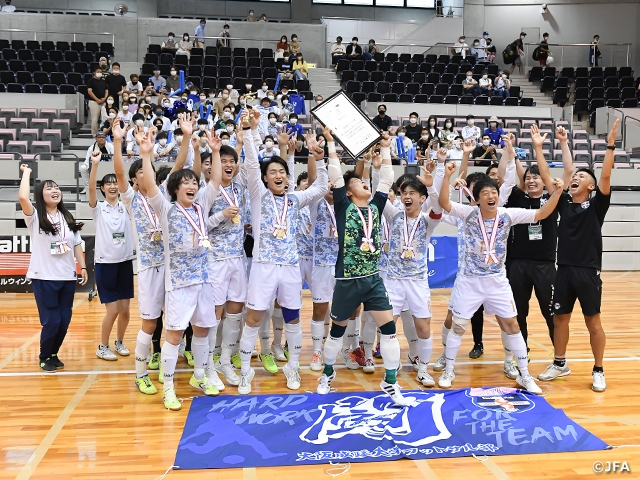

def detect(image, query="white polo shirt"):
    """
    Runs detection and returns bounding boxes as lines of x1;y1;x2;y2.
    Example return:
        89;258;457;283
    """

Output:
90;201;136;264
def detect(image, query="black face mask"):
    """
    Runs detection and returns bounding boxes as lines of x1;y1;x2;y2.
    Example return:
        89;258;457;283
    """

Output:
379;110;385;115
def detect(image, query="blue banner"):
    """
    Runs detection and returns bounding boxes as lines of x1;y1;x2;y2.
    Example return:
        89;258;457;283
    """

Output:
428;235;457;289
175;387;607;470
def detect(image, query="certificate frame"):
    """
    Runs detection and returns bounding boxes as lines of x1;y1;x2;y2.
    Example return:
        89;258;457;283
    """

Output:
310;90;382;160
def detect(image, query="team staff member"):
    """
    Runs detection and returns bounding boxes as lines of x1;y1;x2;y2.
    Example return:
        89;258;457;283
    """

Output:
19;165;88;372
87;67;109;136
372;105;392;132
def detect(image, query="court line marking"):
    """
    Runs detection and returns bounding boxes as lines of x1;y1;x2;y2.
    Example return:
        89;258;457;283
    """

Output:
352;370;375;391
413;459;441;479
480;457;511;480
0;332;40;371
243;467;257;480
15;373;96;480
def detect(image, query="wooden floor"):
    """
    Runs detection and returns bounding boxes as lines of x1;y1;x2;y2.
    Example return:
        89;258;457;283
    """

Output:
1;272;640;480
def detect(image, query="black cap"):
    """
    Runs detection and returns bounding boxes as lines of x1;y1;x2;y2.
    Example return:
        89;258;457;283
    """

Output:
520;32;527;36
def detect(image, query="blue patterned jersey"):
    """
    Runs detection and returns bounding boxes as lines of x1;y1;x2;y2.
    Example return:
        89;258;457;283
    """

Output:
206;182;246;261
121;185;164;272
296;205;314;259
310;199;338;267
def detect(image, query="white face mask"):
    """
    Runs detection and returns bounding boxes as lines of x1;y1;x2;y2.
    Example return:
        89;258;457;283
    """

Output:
482;75;488;79
409;118;417;124
245;84;252;90
429;121;435;127
467;119;474;126
226;126;234;133
265;141;273;148
198;125;206;131
239;100;246;106
108;112;116;119
175;135;183;143
459;38;465;43
146;96;152;103
453;140;461;148
521;35;525;39
482;139;491;146
184;36;189;41
490;122;497;128
135;119;144;126
318;140;326;148
467;76;473;81
484;34;489;39
170;71;176;76
262;86;268;91
223;112;231;118
200;96;206;102
282;100;288;105
112;69;120;75
190;91;197;96
158;139;167;146
502;74;507;79
269;118;277;125
107;99;114;105
154;71;160;76
163;102;170;107
267;95;274;101
352;41;357;45
445;122;452;129
296;141;304;148
130;97;136;103
225;85;232;90
290;118;297;125
95;72;102;78
421;135;429;141
222;93;229;100
398;132;405;137
474;43;479;47
123;105;129;111
221;139;229;145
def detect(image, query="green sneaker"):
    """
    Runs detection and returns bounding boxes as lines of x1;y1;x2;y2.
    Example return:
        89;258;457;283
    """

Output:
213;353;221;365
189;374;219;396
284;343;290;361
260;353;278;374
158;360;164;384
135;375;158;395
162;387;181;411
184;350;194;366
231;352;242;369
148;352;161;370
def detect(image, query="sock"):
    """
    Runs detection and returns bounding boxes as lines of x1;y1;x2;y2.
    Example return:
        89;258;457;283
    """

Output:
284;322;302;370
152;314;163;354
207;319;220;367
161;341;179;391
554;356;566;368
417;336;433;366
361;312;376;359
311;319;325;353
323;309;330;341
380;333;401;383
352;315;360;350
322;335;343;375
192;335;209;380
239;325;260;375
593;365;603;373
272;307;284;346
444;330;463;372
259;305;274;354
343;320;356;354
501;330;513;362
441;322;450;347
234;310;246;354
134;330;153;378
221;312;242;364
507;332;529;377
214;317;224;354
400;310;418;359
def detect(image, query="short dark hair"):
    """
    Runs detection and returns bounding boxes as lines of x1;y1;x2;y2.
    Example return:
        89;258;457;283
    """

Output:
201;151;212;164
523;164;540;179
112;62;120;68
352;37;358;41
472;176;499;200
220;144;238;163
343;169;361;193
261;156;289;186
156;131;168;140
223;24;229;29
166;168;200;202
395;173;414;191
399;176;427;197
575;167;598;186
465;172;488;195
168;32;175;37
485;163;499;174
264;135;274;142
482;133;491;140
174;127;183;136
409;111;419;117
99;174;118;198
337;36;342;41
296;171;308;187
128;159;155;180
155;166;171;185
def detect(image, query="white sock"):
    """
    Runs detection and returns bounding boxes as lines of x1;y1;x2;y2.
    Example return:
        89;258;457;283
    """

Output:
311;318;325;353
284;322;302;370
343;319;356;354
135;330;153;378
259;305;274;354
417;336;433;366
380;332;401;372
352;315;360;350
272;307;284;346
508;332;529;377
239;325;260;375
207;319;220;366
323;335;343;367
401;310;418;359
161;341;179;391
444;330;462;372
361;312;376;359
501;330;513;362
235;309;246;354
192;335;209;380
221;312;242;364
214;317;224;354
441;322;450;347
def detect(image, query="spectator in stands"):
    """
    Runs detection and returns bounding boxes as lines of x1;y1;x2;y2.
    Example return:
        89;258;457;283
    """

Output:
280;85;291;98
102;109;124;137
259;14;267;22
426;115;439;142
266;113;280;137
405;112;422;142
294;134;310;163
99;57;110;73
101;96;116;123
177;33;192;58
118;101;133;127
280;95;294;122
366;39;380;58
260;135;280;161
452;35;468;59
266;91;277;106
439;117;456;145
153;131;173;161
447;135;465;162
193;92;207;112
166;67;180;93
247;10;256;22
214;88;231;118
223;82;239;101
143;82;158;101
391;127;412;164
127;94;139;115
508;32;526;75
126;74;143;96
240;82;255;102
485;37;496;63
461;114;481;143
292;53;309;81
289;34;301;63
286;113;304;138
479;70;493;96
472;134;497;165
152;104;171;131
315;95;323;104
372;104;392;131
277;60;294;82
257;81;270;100
416;127;432;155
162;32;178;53
194;19;206;48
331;36;346;65
104;62;126;110
590;34;601;67
494;71;510;99
258;96;279;136
87;67;109;136
538;33;550;66
1;0;16;12
214;105;233;130
276;35;289;60
477;32;489;61
79;132;115;190
470;40;481;59
462;71;481;97
218;24;230;48
484;116;505;147
347;37;372;61
150;67;166;93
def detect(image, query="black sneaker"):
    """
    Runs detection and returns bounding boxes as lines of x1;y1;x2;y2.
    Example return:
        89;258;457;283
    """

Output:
39;357;57;373
51;354;64;369
469;342;484;359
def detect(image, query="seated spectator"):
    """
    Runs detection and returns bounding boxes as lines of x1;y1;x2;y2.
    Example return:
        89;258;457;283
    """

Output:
266;91;277;107
294;134;309;163
218;24;230;48
278;59;294;82
177;33;192;58
452;35;469;59
331;36;346;65
494;71;510;99
1;0;16;12
485;37;496;63
439;117;457;145
372;104;392;131
100;95;116;123
143;81;159;100
102;109;124;137
214;88;232;117
416;127;432;155
366;39;380;58
276;35;289;60
257;81;270;100
153;131;174;161
479;70;493;96
222;82;239;101
194;92;208;112
292;53;308;81
166;67;181;93
152;105;171;131
477;33;489;61
247;9;256;22
162;32;178;53
266;113;280;137
405;112;422;142
346;37;372;61
127;94;139;115
462;71;480;97
259;14;267;22
391;128;412;164
288;34;301;63
417;137;439;161
260;135;280;160
257;96;279;136
79;131;115;190
215;105;234;129
461;114;481;143
286;113;304;138
484;116;505;147
315;95;323;104
425;115;439;142
280;95;294;123
472;134;498;164
470;40;481;58
240;82;255;99
126;74;143;96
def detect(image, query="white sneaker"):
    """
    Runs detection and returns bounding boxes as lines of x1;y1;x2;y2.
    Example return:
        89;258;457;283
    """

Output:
238;368;255;395
503;360;519;380
592;371;606;392
215;359;240;386
283;363;301;390
363;357;375;374
317;371;336;394
408;355;419;372
271;343;287;361
114;340;130;356
432;353;446;372
538;363;571;381
205;365;226;392
310;351;323;371
96;344;118;361
340;350;360;370
438;369;455;388
380;380;411;406
516;374;542;394
417;364;435;387
178;338;186;356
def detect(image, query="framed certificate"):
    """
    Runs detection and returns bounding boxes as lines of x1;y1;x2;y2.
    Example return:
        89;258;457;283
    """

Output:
310;90;382;159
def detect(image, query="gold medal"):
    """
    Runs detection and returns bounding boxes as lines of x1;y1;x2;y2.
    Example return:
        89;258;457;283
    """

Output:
333;229;339;238
231;214;241;224
361;241;370;252
403;250;414;259
383;243;389;253
201;238;211;248
153;231;162;242
276;228;286;239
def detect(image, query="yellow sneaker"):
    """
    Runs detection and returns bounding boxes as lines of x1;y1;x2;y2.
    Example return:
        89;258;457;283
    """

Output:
135;375;158;395
260;353;278;374
158;361;164;384
162;387;181;411
184;351;194;367
231;352;242;369
148;352;161;370
189;374;220;396
213;353;221;365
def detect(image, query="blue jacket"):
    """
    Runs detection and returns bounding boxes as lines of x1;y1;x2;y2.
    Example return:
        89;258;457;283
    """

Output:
484;127;505;147
286;122;305;138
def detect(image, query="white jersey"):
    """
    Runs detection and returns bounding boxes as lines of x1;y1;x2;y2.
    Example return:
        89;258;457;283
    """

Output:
206;181;247;261
296;205;314;260
310;199;338;267
90;200;136;264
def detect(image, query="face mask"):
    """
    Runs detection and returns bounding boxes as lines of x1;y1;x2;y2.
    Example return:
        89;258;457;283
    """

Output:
474;43;479;47
521;36;525;39
269;118;277;125
282;100;288;105
369;43;374;47
170;71;176;76
290;118;298;125
112;69;120;75
95;72;102;78
421;135;429;141
222;93;229;100
200;96;206;102
296;141;303;148
543;37;548;41
490;122;497;128
409;118;417;124
135;119;144;126
226;126;234;133
225;28;229;32
245;84;252;90
181;97;187;102
239;100;246;106
107;99;114;105
155;110;162;117
482;75;488;79
158;139;167;146
198;125;206;132
262;86;268;91
502;74;507;79
221;139;229;145
163;102;170;107
319;140;326;148
267;95;274;101
249;12;254;16
398;132;405;137
459;38;464;43
220;111;231;120
184;36;189;41
453;140;461;148
175;135;183;143
123;105;129;111
467;76;473;81
378;109;385;115
145;96;152;103
467;119;474;125
190;91;197;96
429;121;435;127
265;141;273;148
108;112;116;119
130;97;137;103
484;34;489;39
445;122;452;128
482;139;490;146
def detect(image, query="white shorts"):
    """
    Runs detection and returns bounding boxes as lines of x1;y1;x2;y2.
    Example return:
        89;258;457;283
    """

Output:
450;275;517;320
447;276;460;311
137;265;165;320
208;256;247;306
299;257;313;288
165;283;216;331
311;265;336;303
387;278;432;318
246;263;302;311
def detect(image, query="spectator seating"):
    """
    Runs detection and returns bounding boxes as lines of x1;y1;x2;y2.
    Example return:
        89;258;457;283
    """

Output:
0;108;73;159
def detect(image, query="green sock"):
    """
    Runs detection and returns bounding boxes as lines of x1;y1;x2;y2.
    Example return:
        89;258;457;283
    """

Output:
384;368;396;384
323;364;334;376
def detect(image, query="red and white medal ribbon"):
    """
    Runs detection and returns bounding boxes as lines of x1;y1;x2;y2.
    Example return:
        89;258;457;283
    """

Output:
219;184;238;208
271;193;289;238
356;206;376;253
478;212;499;264
175;203;210;248
381;215;390;251
139;193;161;241
325;200;337;238
401;214;421;259
457;185;474;203
47;212;71;254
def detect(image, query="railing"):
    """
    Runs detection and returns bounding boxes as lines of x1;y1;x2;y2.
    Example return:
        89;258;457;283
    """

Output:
147;34;281;51
623;115;640;152
326;41;470;59
0;28;115;45
435;5;463;18
524;42;632;69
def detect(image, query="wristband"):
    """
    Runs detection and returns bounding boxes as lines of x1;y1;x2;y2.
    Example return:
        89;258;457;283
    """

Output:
327;142;336;154
606;145;615;150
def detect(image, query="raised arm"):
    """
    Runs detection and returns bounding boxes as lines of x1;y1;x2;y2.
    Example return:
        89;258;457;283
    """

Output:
324;127;344;189
531;124;557;194
88;150;102;208
498;134;517;206
439;162;457;213
245;107;265;199
18;164;34;216
141;131;159;198
496;134;513;185
534;178;564;221
599;118;618;195
459;139;474;180
170;113;194;175
111;120;129;193
557;126;574;190
305;131;319;185
515;158;526;192
191;134;202;179
377;135;393;194
205;130;222;191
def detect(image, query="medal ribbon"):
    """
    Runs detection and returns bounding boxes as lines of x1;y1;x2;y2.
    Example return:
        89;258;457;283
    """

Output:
478;212;499;264
457;185;474;203
381;215;390;247
47;212;71;253
139;193;161;240
271;193;288;236
401;214;422;258
175;203;209;248
356;206;376;252
219;184;238;208
325;200;337;236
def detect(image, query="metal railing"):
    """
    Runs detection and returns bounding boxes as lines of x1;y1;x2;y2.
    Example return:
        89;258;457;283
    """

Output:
0;28;115;45
326;41;470;58
524;42;631;69
147;34;281;51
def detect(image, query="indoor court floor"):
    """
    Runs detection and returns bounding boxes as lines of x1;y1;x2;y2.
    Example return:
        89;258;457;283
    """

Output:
1;272;639;480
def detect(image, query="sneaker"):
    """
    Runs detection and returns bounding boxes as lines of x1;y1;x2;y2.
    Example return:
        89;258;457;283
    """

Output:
148;352;161;370
340;350;360;370
373;342;381;358
251;348;258;358
259;353;279;374
363;357;375;374
238;368;255;395
417;364;435;387
50;354;64;369
183;350;194;367
96;345;118;361
162;387;182;411
538;363;571;381
283;363;301;390
432;353;446;372
178;338;186;356
317;371;336;394
380;380;411;406
158;361;164;384
310;351;323;371
231;352;242;369
39;357;57;373
214;360;240;386
469;342;484;359
503;360;519;380
189;374;219;396
516;374;542;395
114;340;130;356
408;355;419;372
352;347;366;367
212;353;221;365
284;343;290;361
592;371;606;392
438;370;455;388
135;375;158;395
271;343;287;361
205;366;226;392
